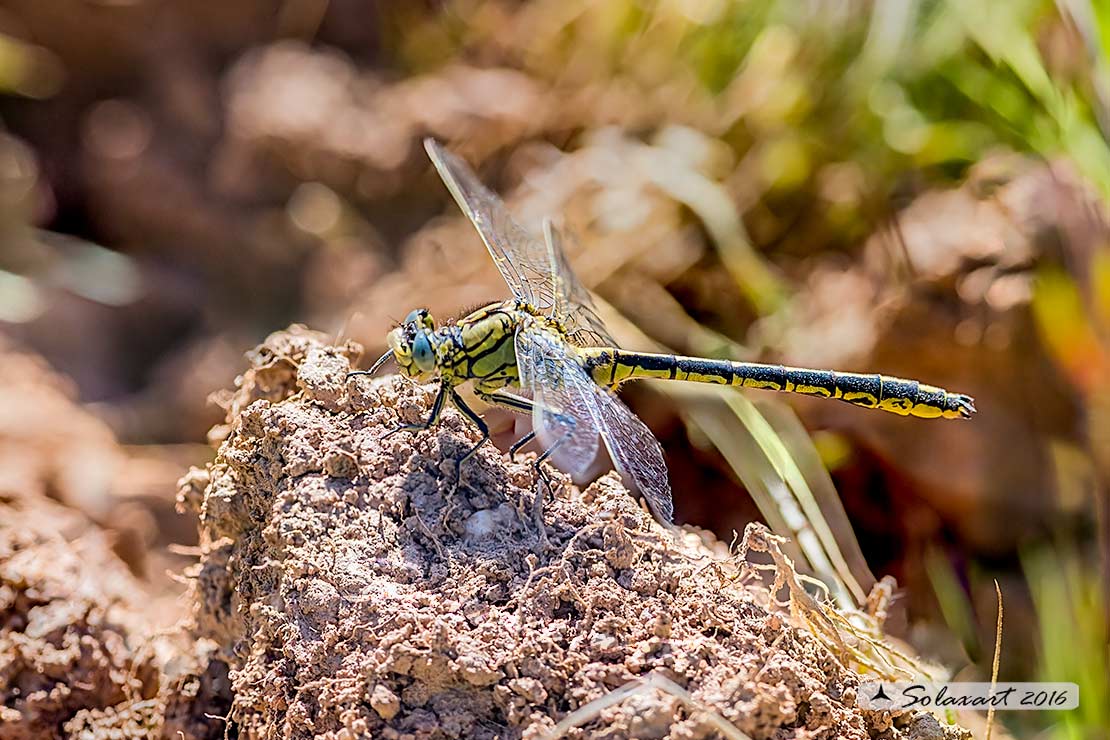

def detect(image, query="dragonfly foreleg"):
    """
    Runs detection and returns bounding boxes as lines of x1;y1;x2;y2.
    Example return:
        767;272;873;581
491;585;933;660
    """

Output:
384;382;450;438
396;387;492;495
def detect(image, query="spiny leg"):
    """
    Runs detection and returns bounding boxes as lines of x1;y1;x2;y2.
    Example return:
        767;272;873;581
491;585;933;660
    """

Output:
380;384;488;497
474;389;575;475
526;431;572;550
373;380;455;550
489;394;577;503
475;389;537;461
447;388;491;485
508;431;536;460
384;382;449;438
390;386;495;474
417;389;488;526
532;437;564;492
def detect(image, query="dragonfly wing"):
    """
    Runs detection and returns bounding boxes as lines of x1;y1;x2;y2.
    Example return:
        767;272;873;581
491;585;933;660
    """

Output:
593;389;674;523
515;328;601;478
425;138;557;312
516;328;674;523
542;219;618;348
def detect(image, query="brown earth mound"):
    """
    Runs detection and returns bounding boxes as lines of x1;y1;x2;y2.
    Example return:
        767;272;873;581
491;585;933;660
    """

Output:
0;337;213;740
0;496;158;740
0;326;972;739
170;326;969;740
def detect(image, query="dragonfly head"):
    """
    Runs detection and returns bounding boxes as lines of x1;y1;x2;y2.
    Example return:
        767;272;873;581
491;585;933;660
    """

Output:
388;308;440;381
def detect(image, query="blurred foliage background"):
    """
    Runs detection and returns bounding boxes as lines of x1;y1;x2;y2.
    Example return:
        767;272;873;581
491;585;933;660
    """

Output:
2;1;1110;737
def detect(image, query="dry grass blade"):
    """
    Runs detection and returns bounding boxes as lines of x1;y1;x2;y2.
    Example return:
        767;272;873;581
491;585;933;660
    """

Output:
541;671;753;740
985;580;1003;740
741;523;938;681
630;137;786;315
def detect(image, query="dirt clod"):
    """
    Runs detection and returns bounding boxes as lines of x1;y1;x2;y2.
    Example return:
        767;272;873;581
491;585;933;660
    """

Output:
0;498;158;740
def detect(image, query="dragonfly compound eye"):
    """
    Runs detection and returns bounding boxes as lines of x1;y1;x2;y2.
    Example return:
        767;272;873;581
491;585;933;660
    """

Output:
412;331;436;372
404;308;435;330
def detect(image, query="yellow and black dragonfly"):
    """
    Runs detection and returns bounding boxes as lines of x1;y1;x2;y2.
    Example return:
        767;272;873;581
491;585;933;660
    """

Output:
352;139;975;523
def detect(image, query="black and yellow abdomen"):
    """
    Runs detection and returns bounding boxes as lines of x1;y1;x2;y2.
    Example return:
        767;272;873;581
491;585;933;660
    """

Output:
580;348;975;420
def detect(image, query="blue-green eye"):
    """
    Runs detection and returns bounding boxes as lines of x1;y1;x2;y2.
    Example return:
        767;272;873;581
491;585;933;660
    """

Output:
412;332;435;371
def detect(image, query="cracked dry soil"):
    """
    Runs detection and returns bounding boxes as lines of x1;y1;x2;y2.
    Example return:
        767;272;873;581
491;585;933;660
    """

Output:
169;325;970;740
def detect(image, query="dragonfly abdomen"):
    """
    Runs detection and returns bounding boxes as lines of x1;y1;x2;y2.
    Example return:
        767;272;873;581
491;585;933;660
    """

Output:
582;349;975;420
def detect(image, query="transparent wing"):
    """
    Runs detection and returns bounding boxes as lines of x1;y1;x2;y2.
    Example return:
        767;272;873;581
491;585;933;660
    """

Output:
515;328;601;477
542;219;618;348
593;392;674;523
424;139;619;348
516;327;674;523
425;138;558;312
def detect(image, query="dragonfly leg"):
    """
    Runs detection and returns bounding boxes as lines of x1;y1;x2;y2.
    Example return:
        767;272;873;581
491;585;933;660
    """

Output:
527;431;572;551
475;387;574;548
384;382;449;438
531;414;578;495
533;433;567;470
525;408;577;489
448;388;491;469
508;432;536;460
474;389;577;465
475;389;537;460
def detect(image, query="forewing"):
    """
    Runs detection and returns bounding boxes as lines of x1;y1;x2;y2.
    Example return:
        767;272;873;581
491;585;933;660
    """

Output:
542;218;618;348
515;328;601;478
425;138;557;311
594;390;674;523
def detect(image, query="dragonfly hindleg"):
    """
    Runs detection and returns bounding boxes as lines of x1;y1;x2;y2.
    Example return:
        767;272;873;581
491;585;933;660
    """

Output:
476;386;576;541
531;415;577;496
526;423;576;550
475;388;580;472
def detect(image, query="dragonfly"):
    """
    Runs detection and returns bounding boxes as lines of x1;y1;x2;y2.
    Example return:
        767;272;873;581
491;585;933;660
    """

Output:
351;138;976;523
